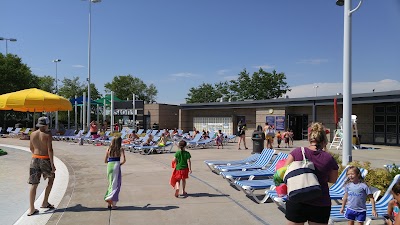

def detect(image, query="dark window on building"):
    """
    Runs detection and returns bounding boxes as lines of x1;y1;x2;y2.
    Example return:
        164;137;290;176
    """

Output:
374;106;385;113
374;124;385;133
375;115;384;123
386;105;397;114
387;124;397;133
387;115;397;123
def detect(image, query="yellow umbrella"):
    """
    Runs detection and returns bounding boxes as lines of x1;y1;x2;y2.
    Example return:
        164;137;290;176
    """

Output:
0;88;72;112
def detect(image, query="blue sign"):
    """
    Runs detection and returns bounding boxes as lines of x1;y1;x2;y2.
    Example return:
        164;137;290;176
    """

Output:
275;116;285;131
266;116;275;127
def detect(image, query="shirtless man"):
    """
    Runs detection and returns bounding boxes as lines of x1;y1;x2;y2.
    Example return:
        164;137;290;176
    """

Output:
263;122;273;149
28;117;56;216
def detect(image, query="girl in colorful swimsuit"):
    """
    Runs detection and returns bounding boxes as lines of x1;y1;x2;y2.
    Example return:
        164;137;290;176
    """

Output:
386;180;400;225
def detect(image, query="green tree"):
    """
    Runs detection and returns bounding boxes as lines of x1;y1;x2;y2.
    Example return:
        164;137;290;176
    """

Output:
0;53;38;94
185;68;291;103
185;83;219;103
57;77;101;123
58;77;101;100
229;69;252;101
0;53;39;128
89;83;101;100
37;75;55;93
58;77;85;99
145;84;158;103
104;75;157;102
229;68;290;101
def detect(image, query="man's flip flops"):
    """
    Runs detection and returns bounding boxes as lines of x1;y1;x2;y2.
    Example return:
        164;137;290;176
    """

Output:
41;203;55;209
27;209;39;216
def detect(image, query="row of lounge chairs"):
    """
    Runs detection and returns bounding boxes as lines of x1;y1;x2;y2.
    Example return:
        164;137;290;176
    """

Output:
0;127;31;138
204;150;399;225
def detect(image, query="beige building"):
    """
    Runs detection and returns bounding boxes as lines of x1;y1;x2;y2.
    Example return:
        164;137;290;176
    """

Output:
178;90;400;146
144;103;179;130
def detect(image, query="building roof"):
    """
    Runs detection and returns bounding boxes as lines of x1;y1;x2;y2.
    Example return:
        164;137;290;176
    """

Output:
179;90;400;110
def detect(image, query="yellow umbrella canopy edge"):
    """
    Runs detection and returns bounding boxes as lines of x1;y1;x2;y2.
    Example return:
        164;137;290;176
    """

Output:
0;88;72;112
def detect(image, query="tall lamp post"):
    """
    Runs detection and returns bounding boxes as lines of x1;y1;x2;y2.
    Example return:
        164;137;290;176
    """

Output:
336;0;363;166
0;37;17;54
86;0;101;131
313;85;319;97
52;59;61;131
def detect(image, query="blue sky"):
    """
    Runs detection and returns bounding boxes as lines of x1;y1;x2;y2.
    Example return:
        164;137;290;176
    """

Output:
1;0;400;104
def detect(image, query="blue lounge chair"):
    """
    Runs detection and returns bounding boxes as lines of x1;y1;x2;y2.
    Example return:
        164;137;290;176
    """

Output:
186;133;203;148
136;141;173;155
204;153;260;173
221;152;288;182
215;149;276;173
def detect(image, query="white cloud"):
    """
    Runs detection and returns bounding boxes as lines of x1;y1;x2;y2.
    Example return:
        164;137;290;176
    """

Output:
170;72;196;78
252;64;274;70
296;59;328;65
286;79;400;98
217;69;230;75
72;65;85;68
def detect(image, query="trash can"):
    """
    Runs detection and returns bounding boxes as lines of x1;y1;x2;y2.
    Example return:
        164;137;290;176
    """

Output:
252;130;265;154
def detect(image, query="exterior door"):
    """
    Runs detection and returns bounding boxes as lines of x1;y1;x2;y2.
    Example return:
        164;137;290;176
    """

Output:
287;114;308;140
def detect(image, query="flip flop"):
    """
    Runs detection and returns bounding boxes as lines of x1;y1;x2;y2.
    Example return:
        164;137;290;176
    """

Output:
41;203;55;209
111;206;118;210
27;209;39;216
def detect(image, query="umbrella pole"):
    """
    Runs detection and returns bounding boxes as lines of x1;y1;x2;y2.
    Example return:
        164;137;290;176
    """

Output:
3;112;7;132
33;109;36;129
96;104;99;124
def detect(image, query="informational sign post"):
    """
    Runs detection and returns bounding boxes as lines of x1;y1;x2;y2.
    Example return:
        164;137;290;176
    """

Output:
275;116;285;131
266;116;275;127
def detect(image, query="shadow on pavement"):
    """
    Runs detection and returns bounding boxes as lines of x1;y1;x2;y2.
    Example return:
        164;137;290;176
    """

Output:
55;204;179;212
185;192;229;198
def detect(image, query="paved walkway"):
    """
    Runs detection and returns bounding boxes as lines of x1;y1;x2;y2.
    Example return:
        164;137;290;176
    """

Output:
0;137;398;225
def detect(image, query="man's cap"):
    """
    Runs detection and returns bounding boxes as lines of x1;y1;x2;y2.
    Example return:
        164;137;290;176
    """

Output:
36;117;49;127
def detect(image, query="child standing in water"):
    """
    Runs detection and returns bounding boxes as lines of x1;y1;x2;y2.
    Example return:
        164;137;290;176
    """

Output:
104;136;126;209
173;140;192;197
340;166;377;225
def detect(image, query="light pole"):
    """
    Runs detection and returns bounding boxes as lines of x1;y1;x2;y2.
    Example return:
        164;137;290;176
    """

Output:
337;0;363;166
0;37;17;55
86;0;101;131
52;59;61;131
313;85;319;97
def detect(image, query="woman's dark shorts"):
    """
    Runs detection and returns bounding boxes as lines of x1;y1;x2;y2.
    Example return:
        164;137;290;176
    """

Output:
28;158;55;184
285;200;331;224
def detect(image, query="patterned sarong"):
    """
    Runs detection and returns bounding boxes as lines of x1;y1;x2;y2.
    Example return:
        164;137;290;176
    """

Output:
104;157;122;203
